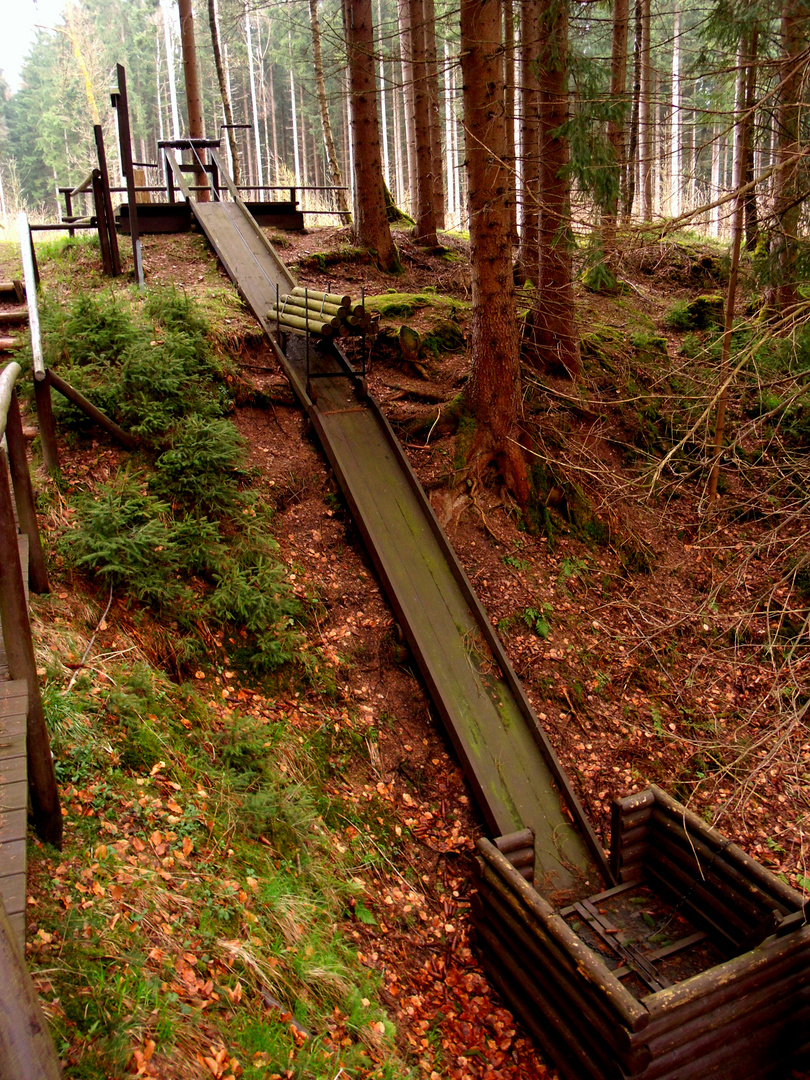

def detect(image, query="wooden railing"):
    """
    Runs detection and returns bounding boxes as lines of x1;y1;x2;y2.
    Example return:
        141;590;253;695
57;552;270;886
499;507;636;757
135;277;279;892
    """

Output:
0;361;60;848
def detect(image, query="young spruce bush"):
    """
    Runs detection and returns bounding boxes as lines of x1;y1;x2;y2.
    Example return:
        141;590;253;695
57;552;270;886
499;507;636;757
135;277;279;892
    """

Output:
53;286;316;679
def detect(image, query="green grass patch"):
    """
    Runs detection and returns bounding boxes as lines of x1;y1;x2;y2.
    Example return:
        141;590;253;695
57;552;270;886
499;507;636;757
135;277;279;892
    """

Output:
33;653;407;1079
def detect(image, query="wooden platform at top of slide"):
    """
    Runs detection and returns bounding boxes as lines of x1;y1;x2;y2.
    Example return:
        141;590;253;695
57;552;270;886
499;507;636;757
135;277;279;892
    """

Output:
183;174;610;901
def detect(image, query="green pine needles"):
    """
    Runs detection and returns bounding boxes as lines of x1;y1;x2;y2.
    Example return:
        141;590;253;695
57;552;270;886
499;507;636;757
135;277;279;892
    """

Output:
51;287;321;684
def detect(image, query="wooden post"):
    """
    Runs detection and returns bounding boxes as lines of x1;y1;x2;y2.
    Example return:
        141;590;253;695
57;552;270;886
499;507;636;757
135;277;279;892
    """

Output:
0;904;62;1080
91;170;113;277
32;380;58;477
93;125;121;276
0;449;62;849
112;66;144;288
61;188;75;238
5;393;49;595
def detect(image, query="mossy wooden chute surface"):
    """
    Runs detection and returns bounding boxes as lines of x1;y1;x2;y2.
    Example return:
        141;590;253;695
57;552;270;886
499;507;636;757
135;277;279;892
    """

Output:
178;145;608;894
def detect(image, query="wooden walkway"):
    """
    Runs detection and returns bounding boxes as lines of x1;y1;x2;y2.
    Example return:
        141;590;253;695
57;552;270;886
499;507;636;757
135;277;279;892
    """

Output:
187;188;610;898
0;535;29;947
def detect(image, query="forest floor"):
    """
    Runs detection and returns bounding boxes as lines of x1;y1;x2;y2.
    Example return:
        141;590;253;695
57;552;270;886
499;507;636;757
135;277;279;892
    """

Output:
2;221;809;1079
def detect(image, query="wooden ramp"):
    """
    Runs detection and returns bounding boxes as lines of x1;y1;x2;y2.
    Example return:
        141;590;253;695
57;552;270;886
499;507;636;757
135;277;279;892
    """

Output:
0;535;30;948
186;189;609;898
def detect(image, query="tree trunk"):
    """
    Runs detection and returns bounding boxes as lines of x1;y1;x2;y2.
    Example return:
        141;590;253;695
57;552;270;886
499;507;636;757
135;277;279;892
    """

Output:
268;59;279;183
516;0;540;285
639;0;653;220
397;0;417;215
504;0;518;243
410;0;439;243
290;63;301;187
710;122;722;237
743;27;759;250
162;0;181;143
343;0;399;270
393;75;405;207
444;39;456;223
525;0;579;378
310;0;350;216
669;0;681;218
623;0;642;219
771;0;807;314
460;0;528;504
177;0;208;199
208;0;240;185
245;5;263;188
604;0;629;256
424;0;445;229
377;0;391;188
708;45;746;502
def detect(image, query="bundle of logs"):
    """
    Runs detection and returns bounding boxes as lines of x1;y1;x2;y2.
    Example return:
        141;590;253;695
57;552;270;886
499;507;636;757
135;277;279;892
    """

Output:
269;288;370;338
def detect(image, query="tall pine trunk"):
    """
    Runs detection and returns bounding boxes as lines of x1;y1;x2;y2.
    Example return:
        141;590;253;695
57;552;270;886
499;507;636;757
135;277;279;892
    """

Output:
208;0;241;185
397;0;417;215
526;0;579;378
623;0;642;219
424;0;445;229
771;0;808;314
245;5;263;188
178;0;208;199
460;0;528;503
309;0;350;216
410;0;438;242
604;0;629;257
516;0;540;285
504;0;518;243
743;27;759;250
708;44;747;502
669;1;681;218
343;0;399;270
639;0;653;220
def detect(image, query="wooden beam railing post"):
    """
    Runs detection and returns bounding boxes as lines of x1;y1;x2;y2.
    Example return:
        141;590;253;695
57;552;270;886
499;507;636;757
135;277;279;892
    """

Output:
0;367;61;850
112;65;144;289
94;124;121;276
17;213;58;476
91;170;114;277
5;392;49;595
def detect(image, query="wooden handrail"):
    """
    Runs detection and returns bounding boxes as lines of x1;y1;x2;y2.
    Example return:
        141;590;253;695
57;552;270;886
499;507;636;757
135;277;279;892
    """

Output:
0;360;61;849
17;213;59;476
0;360;19;443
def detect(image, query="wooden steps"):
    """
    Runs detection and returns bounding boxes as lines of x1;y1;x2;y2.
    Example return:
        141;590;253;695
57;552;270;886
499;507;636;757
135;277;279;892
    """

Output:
0;280;24;303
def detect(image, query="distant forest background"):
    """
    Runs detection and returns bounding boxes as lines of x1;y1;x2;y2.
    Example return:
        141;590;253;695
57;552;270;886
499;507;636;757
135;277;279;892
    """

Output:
0;0;805;244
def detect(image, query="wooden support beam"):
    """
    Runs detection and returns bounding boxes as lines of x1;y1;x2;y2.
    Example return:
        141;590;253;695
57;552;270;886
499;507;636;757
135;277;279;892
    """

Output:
112;65;144;288
94;124;121;276
91;170;113;277
47;370;137;450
